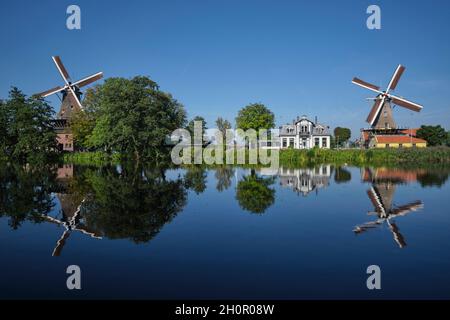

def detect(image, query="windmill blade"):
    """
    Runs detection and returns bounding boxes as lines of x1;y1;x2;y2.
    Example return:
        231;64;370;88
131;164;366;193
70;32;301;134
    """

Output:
72;72;103;88
67;87;83;110
52;56;71;83
352;77;382;94
387;221;407;249
35;85;64;98
366;96;385;126
389;95;423;112
386;65;405;92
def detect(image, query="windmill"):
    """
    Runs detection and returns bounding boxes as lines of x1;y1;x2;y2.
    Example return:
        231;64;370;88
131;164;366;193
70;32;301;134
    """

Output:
352;65;423;130
35;56;103;151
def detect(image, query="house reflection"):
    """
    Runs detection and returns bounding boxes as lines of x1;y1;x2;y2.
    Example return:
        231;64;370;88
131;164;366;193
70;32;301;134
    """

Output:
354;168;424;248
278;165;332;196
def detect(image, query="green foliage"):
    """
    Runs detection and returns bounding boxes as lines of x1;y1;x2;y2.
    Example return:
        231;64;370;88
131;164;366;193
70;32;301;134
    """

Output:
333;127;351;147
215;117;232;137
235;103;275;138
187;116;207;139
280;147;450;167
236;170;275;214
85;76;187;160
0;88;58;164
417;125;447;146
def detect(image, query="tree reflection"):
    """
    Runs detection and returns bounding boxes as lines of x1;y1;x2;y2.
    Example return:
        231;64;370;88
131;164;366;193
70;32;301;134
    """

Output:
184;166;207;194
215;166;234;192
0;165;56;229
334;166;352;184
78;164;187;243
236;170;275;214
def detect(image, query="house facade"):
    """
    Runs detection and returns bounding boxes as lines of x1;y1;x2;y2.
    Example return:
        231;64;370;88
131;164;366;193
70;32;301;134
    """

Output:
279;116;331;149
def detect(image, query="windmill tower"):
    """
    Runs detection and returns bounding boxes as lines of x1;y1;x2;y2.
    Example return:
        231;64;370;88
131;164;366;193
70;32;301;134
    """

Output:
35;56;103;151
352;65;423;130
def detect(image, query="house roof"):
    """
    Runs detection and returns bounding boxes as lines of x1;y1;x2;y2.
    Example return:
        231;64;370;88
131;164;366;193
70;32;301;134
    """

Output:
374;135;427;144
399;128;419;136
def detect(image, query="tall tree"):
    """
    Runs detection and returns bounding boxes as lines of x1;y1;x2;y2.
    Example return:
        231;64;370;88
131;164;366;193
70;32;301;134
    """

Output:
334;127;351;147
235;103;275;139
215;117;232;137
416;125;447;146
70;87;100;150
2;88;57;163
86;76;187;160
187;116;207;137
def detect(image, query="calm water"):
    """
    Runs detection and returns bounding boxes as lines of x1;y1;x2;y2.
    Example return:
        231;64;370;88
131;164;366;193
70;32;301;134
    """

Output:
1;164;450;299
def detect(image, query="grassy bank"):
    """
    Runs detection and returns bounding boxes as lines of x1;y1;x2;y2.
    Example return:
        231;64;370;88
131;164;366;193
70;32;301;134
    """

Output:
61;147;450;167
279;147;450;167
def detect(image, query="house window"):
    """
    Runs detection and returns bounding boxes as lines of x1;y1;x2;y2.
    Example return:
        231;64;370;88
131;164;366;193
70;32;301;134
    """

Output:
386;144;390;148
314;138;320;147
302;138;307;148
399;144;403;148
65;135;69;139
322;138;327;148
413;143;417;147
282;139;287;148
289;138;295;147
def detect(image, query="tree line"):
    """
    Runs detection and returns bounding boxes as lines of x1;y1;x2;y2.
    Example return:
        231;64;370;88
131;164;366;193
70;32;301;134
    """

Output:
1;75;450;164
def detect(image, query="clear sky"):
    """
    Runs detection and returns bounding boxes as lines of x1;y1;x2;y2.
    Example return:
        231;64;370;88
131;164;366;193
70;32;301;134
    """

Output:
1;0;449;138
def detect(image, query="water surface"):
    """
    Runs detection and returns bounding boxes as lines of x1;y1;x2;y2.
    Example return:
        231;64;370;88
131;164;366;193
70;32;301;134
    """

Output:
1;164;449;299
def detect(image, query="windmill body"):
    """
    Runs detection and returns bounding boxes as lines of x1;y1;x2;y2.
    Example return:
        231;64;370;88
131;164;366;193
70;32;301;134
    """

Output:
36;56;103;151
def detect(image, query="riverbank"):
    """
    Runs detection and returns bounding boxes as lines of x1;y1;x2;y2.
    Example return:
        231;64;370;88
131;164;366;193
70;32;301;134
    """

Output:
61;147;450;167
279;147;450;167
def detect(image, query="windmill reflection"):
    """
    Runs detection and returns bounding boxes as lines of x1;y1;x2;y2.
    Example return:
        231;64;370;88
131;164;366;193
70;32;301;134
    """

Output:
45;165;102;256
354;168;424;248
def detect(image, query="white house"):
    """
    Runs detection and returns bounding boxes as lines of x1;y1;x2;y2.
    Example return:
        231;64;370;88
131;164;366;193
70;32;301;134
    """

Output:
278;115;331;149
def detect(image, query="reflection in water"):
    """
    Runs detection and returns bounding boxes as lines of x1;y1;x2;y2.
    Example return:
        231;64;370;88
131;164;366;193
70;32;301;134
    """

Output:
278;165;332;196
354;168;425;248
1;163;449;255
215;166;234;192
236;169;275;214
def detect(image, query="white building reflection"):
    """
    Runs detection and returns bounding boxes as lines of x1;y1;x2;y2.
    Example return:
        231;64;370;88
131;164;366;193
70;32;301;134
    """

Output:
259;165;332;197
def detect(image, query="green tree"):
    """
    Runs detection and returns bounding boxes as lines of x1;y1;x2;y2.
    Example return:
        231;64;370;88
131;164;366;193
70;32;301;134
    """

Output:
87;76;187;161
333;127;351;147
2;88;57;163
236;170;275;214
447;131;450;147
187;116;207;139
235;103;275;139
416;125;447;146
215;117;231;137
70;88;100;150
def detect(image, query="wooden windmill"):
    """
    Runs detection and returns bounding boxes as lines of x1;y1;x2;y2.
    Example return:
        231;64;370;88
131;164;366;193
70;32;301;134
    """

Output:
35;56;103;151
354;168;423;248
352;65;423;130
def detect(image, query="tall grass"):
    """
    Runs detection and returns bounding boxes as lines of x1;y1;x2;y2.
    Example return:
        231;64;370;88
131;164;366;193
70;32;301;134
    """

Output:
279;147;450;167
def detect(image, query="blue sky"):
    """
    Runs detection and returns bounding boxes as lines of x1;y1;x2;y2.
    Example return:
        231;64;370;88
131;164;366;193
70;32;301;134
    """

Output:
1;0;449;138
